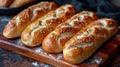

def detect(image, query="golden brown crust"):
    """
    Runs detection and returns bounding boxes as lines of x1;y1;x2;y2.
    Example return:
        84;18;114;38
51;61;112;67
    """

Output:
3;1;58;38
0;0;13;7
63;18;118;64
21;4;76;47
42;11;98;53
9;0;35;8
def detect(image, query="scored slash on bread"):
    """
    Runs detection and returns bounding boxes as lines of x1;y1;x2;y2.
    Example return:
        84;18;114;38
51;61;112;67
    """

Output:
63;18;118;64
2;1;119;65
3;1;58;38
21;4;76;47
42;11;99;53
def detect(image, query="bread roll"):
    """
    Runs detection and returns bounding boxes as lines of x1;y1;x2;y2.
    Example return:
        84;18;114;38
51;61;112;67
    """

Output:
0;0;13;7
3;1;58;38
63;18;118;64
10;0;35;8
21;4;76;47
42;11;98;53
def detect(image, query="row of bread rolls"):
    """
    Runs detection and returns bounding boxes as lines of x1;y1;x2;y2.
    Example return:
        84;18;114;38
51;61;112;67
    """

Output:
21;4;76;47
0;0;35;8
3;1;118;64
3;1;58;38
42;11;98;53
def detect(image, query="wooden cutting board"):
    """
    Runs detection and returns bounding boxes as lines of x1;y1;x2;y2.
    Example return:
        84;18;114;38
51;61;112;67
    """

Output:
0;30;120;67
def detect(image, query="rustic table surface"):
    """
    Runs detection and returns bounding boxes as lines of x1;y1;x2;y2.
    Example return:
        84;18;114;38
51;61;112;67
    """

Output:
0;16;120;67
0;16;53;67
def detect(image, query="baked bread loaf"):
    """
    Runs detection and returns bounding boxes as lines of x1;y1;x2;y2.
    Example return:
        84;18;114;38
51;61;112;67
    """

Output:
63;18;118;64
0;0;13;7
3;1;58;38
42;11;98;53
21;4;76;47
10;0;35;8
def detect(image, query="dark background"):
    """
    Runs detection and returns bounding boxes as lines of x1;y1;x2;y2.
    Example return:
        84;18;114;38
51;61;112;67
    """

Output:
53;0;120;25
0;0;120;67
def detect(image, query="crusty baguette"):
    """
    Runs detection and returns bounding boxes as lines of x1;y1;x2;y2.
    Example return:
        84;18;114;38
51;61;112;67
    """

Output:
10;0;35;8
21;4;76;47
0;0;13;7
3;1;58;38
63;18;118;64
42;11;98;53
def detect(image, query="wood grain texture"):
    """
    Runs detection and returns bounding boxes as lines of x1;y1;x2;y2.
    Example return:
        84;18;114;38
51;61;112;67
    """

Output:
0;29;120;67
